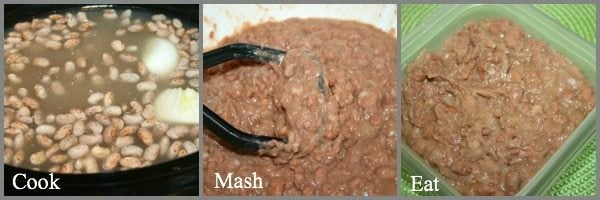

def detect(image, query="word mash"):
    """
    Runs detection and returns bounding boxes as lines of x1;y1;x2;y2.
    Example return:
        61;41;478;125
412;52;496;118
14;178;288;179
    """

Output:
215;172;263;189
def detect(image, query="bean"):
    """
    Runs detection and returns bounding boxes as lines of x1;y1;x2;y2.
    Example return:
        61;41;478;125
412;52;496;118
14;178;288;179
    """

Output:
76;11;88;23
87;121;103;134
63;38;80;48
123;114;143;125
143;144;160;161
45;144;60;157
61;162;74;173
68;144;89;159
167;141;182;159
138;128;154;145
146;22;158;31
94;114;111;126
104;105;122;116
166;125;189;139
41;75;51;84
14;22;31;31
183;140;198;153
88;92;104;104
152;14;166;21
109;67;119;81
44;40;62;50
112;118;125;130
13;150;25;166
80;133;102;145
36;134;53;147
54;124;72;140
159;136;170;156
7;73;23;84
45;114;56;124
66;13;78;27
103;153;121;171
136;81;157;92
121;9;132;19
33;57;50;67
10;63;25;72
103;92;114;107
134;90;148;104
142;105;154;119
48;66;60;75
111;40;125;52
189;78;200;88
36;27;51;36
22;97;39;110
177;149;188;158
14;133;24;150
85;105;103;115
36;124;56;135
119;157;141;168
127;24;144;32
119;53;138;63
59;135;78;150
115;29;126;36
82;156;100;173
14;88;25;99
30;151;47;165
76;57;87;68
70;108;87;121
119;72;140;83
102;125;117;144
50;154;68;164
4;148;14;163
121;145;143;157
172;18;182;29
119;125;138;136
34;84;47;99
73;120;85;136
103;9;118;19
189;40;198;54
130;101;144;113
115;136;134;148
90;145;111;159
64;61;76;73
56;114;75;125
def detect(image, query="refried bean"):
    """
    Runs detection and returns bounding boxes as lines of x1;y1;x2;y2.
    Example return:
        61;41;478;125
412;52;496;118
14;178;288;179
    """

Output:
203;18;397;195
402;19;595;195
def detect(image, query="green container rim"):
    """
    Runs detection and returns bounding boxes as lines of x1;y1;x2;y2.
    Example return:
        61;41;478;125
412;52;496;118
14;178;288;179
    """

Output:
401;4;597;196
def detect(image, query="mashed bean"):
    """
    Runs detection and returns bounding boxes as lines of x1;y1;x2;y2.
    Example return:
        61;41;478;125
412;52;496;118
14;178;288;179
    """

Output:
204;18;397;195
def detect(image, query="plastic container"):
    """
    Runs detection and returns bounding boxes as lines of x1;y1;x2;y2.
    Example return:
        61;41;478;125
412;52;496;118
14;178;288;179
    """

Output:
401;4;596;196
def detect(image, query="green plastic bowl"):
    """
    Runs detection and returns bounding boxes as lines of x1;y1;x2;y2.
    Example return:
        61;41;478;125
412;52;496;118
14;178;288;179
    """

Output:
401;4;596;196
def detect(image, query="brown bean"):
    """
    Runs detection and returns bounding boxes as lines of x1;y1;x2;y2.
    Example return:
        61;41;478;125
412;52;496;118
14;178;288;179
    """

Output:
54;124;73;140
30;151;48;165
59;135;78;150
73;120;85;136
50;154;68;164
68;144;89;159
36;124;56;135
80;133;103;145
103;153;121;171
36;134;54;147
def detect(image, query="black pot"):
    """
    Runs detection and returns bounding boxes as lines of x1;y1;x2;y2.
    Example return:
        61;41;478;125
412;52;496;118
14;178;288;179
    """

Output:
4;4;199;196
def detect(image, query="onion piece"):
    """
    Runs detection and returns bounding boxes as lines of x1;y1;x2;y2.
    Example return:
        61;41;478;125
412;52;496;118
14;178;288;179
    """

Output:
143;38;178;77
153;88;199;124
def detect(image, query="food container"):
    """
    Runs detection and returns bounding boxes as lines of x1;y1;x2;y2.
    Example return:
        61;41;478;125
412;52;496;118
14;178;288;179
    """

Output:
3;4;199;195
401;4;596;196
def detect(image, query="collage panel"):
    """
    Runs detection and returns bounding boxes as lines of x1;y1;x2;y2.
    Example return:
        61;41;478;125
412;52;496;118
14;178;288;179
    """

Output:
400;4;597;197
202;4;398;196
3;4;200;196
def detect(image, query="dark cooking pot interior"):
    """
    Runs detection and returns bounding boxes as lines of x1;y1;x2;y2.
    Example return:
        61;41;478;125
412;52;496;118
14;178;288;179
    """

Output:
3;4;199;196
